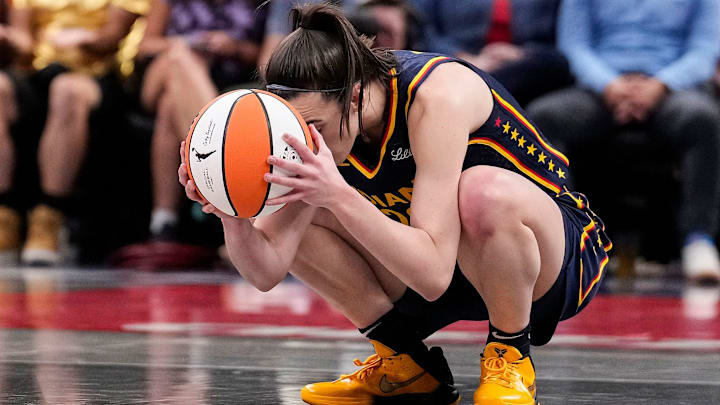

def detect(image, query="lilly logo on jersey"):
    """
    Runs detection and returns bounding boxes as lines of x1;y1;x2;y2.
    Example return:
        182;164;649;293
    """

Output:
390;147;413;161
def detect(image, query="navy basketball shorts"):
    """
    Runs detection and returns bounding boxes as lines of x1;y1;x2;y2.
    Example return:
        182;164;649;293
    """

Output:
394;191;611;347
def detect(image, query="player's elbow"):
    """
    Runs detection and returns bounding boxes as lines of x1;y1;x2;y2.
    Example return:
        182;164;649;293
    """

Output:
254;279;279;293
234;261;287;293
246;271;283;292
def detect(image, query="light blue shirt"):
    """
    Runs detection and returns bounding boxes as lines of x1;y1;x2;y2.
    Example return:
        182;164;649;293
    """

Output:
558;0;720;92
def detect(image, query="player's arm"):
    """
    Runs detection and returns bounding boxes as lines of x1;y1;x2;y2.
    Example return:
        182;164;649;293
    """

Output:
335;64;491;301
179;143;317;292
268;63;492;301
221;202;318;291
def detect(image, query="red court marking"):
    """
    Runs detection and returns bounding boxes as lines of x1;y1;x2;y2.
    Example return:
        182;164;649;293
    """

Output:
0;282;717;350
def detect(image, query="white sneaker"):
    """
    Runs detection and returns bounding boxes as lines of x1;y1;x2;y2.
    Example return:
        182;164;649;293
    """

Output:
682;239;720;283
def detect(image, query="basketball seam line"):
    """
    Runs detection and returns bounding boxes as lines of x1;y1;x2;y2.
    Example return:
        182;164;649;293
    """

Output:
251;90;274;218
222;93;250;217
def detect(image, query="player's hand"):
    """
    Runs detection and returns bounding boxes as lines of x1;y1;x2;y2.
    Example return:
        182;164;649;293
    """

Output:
264;125;352;209
178;141;234;220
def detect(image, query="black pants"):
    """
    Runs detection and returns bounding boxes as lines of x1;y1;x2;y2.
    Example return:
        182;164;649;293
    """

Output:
527;87;720;238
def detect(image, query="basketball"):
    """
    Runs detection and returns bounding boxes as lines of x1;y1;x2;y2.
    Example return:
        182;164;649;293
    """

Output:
185;89;313;218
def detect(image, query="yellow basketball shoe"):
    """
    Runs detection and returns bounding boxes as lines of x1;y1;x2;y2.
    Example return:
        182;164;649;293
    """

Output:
474;343;537;405
301;340;460;405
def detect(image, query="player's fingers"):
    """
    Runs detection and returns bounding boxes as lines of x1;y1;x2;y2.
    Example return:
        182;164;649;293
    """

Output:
266;190;304;206
281;133;315;163
178;163;189;186
267;156;312;177
180;141;186;165
264;172;304;189
185;179;207;204
309;124;331;158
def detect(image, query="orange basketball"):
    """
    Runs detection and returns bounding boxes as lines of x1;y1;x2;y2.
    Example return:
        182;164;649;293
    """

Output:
185;90;313;218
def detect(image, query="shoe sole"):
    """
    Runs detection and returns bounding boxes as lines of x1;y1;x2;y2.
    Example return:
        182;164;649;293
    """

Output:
301;385;461;405
688;273;720;286
21;249;60;267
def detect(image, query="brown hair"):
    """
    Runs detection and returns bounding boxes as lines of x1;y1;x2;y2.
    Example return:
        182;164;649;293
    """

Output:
264;2;397;137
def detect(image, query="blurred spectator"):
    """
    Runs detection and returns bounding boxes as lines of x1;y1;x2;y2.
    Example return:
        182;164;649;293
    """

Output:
258;0;357;72
416;0;571;105
0;0;27;266
528;0;720;282
0;0;148;267
0;0;13;67
353;0;422;50
137;0;266;242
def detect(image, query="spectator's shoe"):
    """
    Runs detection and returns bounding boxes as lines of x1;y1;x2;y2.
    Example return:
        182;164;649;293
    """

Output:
0;206;21;266
682;238;720;284
301;340;460;405
474;343;537;405
21;205;64;267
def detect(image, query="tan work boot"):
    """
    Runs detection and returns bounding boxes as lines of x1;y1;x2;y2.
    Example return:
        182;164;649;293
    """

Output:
0;206;21;266
22;205;64;266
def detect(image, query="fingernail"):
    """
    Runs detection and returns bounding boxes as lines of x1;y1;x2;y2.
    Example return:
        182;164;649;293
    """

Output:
268;156;276;164
282;134;290;141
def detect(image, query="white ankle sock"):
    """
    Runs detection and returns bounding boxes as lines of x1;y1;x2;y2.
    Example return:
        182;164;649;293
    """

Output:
150;208;178;236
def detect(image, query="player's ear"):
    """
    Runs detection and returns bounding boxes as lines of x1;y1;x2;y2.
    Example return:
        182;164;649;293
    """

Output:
350;82;363;113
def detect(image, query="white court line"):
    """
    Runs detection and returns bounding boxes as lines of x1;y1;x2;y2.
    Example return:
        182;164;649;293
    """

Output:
1;359;718;387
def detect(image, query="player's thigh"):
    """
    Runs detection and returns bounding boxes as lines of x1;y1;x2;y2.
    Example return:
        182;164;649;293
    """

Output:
305;208;408;301
456;166;565;300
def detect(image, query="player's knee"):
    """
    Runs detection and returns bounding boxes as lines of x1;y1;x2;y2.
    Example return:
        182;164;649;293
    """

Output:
458;168;519;239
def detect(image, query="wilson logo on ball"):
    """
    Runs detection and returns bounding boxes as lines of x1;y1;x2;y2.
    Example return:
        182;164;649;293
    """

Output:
185;90;313;218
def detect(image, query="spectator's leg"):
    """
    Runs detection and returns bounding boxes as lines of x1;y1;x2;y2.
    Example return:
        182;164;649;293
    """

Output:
149;95;181;237
148;41;217;239
38;73;101;198
0;72;21;265
0;72;17;194
23;73;101;266
141;53;172;113
649;91;720;281
164;41;217;135
526;87;612;185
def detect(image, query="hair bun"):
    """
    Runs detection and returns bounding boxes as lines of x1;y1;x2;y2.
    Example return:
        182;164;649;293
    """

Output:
292;2;343;33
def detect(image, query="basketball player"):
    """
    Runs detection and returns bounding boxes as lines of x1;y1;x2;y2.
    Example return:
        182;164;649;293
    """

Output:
179;4;611;404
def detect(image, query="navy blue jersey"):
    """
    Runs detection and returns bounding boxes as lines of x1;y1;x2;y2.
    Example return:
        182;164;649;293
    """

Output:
337;50;611;312
339;50;570;224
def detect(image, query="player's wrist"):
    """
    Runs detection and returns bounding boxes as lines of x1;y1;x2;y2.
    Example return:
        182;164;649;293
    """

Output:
325;184;360;214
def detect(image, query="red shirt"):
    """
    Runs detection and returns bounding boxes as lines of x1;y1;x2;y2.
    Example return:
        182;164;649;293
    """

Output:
486;0;513;44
